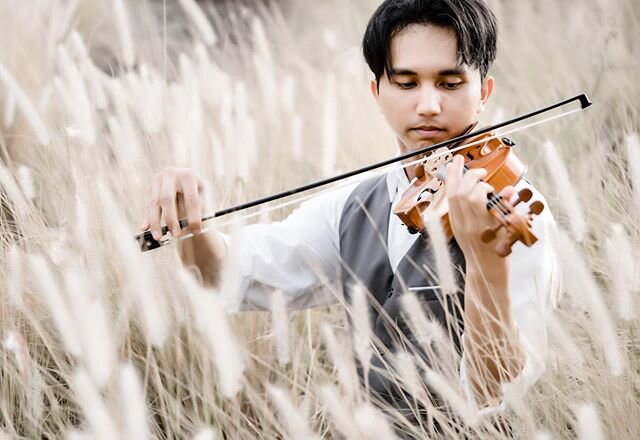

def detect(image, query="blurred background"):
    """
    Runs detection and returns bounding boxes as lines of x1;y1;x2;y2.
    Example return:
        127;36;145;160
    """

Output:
0;0;639;438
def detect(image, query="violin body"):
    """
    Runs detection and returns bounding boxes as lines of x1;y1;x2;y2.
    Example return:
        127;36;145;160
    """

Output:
393;132;543;256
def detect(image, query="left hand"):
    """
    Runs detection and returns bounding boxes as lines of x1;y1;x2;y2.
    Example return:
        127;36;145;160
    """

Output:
444;155;514;257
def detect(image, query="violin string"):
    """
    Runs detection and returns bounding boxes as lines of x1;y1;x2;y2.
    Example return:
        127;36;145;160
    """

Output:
173;106;582;233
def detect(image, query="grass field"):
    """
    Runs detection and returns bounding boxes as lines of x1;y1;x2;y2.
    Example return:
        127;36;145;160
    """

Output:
0;0;639;438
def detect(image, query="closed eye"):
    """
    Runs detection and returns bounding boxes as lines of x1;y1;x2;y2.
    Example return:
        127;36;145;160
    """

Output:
395;81;417;89
441;81;463;90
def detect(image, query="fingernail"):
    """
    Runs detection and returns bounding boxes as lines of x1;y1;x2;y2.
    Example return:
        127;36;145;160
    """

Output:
152;231;160;240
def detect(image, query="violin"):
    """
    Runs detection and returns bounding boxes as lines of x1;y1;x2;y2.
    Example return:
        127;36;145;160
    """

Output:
393;132;544;257
135;94;590;252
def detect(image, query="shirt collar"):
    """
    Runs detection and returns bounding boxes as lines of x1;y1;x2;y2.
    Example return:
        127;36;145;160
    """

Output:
386;164;412;203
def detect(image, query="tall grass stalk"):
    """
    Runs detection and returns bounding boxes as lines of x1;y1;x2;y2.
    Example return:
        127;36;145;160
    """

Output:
112;0;135;68
118;363;150;440
71;368;120;440
0;63;50;145
271;290;290;366
541;141;586;242
177;0;217;46
573;402;605;440
267;385;320;440
603;223;635;320
556;231;625;376
28;254;82;357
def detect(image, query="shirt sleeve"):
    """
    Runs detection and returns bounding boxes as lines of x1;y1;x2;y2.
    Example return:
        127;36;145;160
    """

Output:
226;182;357;312
458;180;558;416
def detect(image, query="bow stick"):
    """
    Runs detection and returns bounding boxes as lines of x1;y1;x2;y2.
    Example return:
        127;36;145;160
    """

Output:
135;93;592;252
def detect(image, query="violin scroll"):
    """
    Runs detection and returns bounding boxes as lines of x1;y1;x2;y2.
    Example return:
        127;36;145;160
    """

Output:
480;188;545;257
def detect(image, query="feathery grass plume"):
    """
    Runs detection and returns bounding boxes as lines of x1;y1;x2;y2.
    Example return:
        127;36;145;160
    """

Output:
573;402;605;440
218;221;244;312
400;292;459;379
545;310;585;367
0;63;50;145
348;283;373;381
4;331;30;378
291;113;303;160
17;165;35;201
271;290;290;366
178;0;217;46
66;430;91;440
194;44;227;108
3;91;15;128
192;427;218;440
625;133;640;223
251;16;277;119
394;351;428;402
113;0;135;68
542;140;586;242
118;363;149;440
56;44;95;145
535;430;552;440
424;212;457;294
321;323;359;399
64;269;115;388
353;402;397;440
281;75;296;114
603;223;635;320
46;0;79;44
322;73;337;177
179;268;246;399
67;31;107;109
108;70;142;163
127;65;164;134
73;193;91;245
71;369;120;440
178;53;204;167
267;385;320;440
7;244;23;307
319;385;360;439
556;230;624;375
5;330;45;426
424;367;479;427
210;132;226;178
97;182;168;347
28;254;82;356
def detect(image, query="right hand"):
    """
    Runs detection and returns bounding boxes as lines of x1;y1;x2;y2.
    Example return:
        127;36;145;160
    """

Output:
139;167;208;240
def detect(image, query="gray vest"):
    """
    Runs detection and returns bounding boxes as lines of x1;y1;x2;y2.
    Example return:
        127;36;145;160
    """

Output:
338;174;467;420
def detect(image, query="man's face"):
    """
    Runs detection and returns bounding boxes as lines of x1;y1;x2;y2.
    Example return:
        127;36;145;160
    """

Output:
371;24;494;154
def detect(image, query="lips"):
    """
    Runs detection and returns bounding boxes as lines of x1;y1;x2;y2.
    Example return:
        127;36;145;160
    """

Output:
411;125;445;139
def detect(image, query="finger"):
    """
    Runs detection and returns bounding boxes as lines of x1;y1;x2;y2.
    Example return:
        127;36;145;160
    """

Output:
178;175;203;234
444;154;465;194
458;167;487;194
159;176;180;238
146;176;163;240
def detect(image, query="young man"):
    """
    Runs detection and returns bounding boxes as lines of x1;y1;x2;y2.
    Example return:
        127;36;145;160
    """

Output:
140;0;555;430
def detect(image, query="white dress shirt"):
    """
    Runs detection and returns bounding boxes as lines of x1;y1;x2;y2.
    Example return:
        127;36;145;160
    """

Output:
232;166;557;415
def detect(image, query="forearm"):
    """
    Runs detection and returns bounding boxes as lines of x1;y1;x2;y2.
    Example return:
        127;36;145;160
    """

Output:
177;230;226;287
463;254;525;404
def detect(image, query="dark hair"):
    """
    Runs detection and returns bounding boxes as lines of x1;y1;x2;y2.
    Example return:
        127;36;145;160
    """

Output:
362;0;498;85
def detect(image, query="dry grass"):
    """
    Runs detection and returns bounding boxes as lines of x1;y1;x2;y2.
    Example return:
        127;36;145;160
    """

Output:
0;0;639;438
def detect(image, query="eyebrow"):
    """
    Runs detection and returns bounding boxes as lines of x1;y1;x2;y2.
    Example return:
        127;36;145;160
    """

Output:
389;67;468;76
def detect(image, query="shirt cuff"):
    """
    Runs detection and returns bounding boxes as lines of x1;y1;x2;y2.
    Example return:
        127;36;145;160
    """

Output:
458;328;544;417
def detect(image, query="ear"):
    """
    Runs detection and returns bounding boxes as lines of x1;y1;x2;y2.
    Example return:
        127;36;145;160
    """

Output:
478;75;494;114
370;79;381;105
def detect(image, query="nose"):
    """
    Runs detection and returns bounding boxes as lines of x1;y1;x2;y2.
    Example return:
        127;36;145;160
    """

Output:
416;84;442;117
